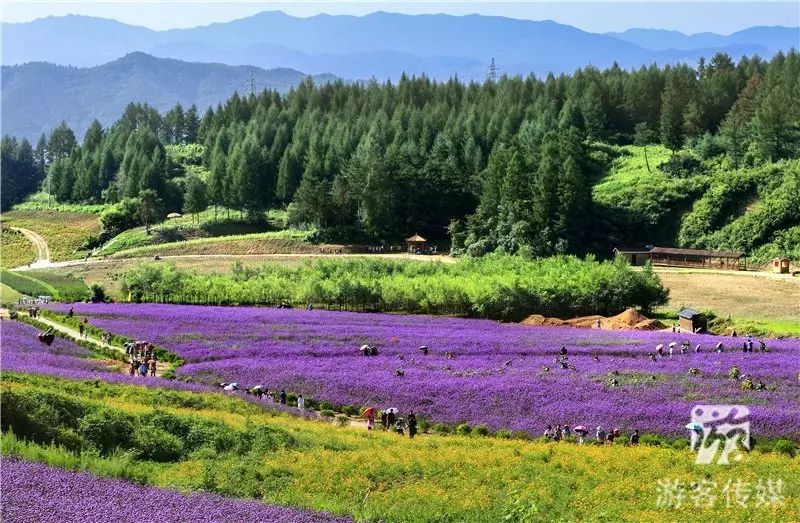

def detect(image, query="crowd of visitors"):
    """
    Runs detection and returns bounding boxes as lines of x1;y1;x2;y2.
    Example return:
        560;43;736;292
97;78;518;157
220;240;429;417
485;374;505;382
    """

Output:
125;340;157;377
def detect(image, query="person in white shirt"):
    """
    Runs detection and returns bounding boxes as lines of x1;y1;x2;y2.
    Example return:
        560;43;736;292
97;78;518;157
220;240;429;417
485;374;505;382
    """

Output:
297;395;305;412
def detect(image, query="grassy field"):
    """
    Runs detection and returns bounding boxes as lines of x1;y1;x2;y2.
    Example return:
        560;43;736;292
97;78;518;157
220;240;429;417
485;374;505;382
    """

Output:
11;192;109;214
0;269;89;301
3;372;798;523
0;210;102;261
0;282;23;303
0;228;37;268
97;208;291;256
107;230;331;258
656;269;800;336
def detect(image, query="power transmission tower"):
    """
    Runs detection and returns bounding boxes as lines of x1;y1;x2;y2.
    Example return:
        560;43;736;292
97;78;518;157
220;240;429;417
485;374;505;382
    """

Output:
246;70;258;96
486;58;498;83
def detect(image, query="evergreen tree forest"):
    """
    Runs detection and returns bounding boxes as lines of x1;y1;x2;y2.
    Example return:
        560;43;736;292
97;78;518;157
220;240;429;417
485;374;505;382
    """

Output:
4;50;799;257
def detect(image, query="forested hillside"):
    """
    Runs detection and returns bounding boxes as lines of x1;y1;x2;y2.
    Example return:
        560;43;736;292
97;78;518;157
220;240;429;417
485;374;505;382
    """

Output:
3;50;799;261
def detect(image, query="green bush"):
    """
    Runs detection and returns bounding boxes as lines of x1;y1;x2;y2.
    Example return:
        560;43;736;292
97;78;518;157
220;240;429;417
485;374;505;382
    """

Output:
473;424;490;436
772;439;796;458
79;409;135;454
133;425;185;462
120;254;668;321
0;389;83;444
455;423;472;435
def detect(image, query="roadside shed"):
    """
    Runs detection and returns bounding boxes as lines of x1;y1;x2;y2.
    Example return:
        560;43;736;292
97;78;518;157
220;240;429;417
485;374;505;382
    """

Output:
678;308;707;333
772;257;790;274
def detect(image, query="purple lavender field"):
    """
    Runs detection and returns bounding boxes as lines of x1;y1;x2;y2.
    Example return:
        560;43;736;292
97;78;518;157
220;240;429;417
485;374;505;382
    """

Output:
0;320;226;395
0;458;351;523
52;303;800;438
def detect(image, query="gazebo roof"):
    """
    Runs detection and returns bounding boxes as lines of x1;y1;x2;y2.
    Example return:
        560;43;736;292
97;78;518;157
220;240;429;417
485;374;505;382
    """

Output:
406;234;426;242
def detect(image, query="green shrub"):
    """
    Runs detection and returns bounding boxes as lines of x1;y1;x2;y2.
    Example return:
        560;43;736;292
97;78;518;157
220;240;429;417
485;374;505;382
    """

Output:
473;425;490;436
341;405;359;416
772;439;796;458
133;426;185;462
79;409;135;454
432;423;451;435
455;423;472;435
320;409;335;418
119;254;668;321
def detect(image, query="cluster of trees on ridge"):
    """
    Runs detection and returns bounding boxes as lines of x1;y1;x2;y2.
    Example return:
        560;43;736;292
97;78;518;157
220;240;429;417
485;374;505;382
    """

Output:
2;51;799;258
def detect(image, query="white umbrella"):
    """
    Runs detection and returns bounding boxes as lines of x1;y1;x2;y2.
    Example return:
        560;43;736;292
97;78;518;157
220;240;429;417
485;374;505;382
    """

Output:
685;422;703;431
385;407;399;414
655;344;663;351
360;344;370;351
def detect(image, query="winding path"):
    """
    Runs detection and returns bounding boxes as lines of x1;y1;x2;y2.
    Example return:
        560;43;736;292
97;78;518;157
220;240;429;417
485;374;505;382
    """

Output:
9;227;51;269
19;311;168;376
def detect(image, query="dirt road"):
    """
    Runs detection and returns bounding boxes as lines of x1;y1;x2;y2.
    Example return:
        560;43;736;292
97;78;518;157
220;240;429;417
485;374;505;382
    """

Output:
9;227;51;269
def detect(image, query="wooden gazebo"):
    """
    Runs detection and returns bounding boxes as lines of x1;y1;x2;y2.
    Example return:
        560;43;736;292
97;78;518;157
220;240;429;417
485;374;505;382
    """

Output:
405;234;427;254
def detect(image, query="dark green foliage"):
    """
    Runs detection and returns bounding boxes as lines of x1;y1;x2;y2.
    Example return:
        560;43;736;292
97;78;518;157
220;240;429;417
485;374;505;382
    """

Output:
120;255;668;320
79;409;136;454
1;136;43;211
8;50;799;258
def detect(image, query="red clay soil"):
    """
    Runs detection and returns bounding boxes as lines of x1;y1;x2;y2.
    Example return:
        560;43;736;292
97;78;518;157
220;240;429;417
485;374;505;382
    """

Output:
521;308;666;331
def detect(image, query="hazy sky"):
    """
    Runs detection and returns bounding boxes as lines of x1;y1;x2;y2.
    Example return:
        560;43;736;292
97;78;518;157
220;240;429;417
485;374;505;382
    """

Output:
2;1;798;34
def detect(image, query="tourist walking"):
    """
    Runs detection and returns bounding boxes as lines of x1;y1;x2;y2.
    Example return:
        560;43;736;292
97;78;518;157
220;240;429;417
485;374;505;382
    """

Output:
407;412;417;439
279;390;287;404
297;395;305;412
596;426;606;443
629;430;639;445
394;417;405;436
78;323;85;338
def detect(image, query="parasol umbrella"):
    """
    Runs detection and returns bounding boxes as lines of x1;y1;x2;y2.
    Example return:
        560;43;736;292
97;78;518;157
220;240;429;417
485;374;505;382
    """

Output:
360;344;370;351
685;422;703;431
384;407;399;414
167;212;182;219
573;425;588;433
362;407;376;417
655;344;664;351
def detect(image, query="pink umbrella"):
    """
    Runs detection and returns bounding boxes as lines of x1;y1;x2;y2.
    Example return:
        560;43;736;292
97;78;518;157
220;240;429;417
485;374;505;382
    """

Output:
573;425;588;433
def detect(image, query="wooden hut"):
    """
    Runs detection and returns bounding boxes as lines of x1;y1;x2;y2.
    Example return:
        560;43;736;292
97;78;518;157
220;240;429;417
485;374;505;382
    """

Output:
405;234;427;254
772;257;790;274
613;246;653;266
678;308;707;333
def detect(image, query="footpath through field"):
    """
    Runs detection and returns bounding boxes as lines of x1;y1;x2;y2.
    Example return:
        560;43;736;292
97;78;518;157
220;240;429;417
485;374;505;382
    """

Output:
15;311;169;377
8;227;51;269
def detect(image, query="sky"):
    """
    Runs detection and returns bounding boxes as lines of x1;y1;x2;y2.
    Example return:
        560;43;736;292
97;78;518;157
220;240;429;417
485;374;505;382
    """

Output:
2;1;798;34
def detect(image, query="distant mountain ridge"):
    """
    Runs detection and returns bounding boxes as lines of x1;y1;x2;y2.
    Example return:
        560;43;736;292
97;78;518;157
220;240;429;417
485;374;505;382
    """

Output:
1;12;797;140
3;12;797;80
605;26;799;53
0;53;336;140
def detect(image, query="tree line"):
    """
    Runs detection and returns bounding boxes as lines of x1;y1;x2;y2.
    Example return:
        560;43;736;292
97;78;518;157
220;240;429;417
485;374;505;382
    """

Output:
3;50;798;255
